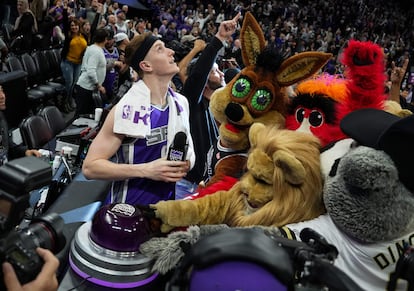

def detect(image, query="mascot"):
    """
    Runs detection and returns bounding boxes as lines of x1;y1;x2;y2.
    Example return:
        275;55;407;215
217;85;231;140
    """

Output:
285;40;390;178
141;109;414;291
280;109;414;290
151;123;324;233
286;39;388;145
195;12;331;196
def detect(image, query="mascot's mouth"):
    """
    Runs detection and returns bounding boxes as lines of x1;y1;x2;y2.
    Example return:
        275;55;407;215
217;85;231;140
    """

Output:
243;194;261;214
225;122;249;134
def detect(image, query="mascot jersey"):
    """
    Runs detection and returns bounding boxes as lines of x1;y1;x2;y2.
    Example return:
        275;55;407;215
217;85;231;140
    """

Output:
285;215;412;291
203;138;248;184
106;104;174;205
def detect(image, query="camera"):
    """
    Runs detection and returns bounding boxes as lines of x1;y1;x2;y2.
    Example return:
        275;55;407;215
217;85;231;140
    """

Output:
0;156;65;288
1;213;65;284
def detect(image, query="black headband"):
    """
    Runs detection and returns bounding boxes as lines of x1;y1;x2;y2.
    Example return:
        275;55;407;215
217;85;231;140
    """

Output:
130;35;158;72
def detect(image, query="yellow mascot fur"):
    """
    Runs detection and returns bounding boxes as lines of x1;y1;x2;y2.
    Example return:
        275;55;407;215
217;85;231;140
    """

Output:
152;123;325;233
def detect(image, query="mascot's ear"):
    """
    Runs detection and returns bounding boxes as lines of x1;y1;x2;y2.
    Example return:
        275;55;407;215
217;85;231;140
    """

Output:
249;123;266;148
273;151;306;185
240;12;266;67
276;52;332;86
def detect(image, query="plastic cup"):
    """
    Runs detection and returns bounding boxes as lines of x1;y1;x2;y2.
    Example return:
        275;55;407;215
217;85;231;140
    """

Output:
95;108;103;122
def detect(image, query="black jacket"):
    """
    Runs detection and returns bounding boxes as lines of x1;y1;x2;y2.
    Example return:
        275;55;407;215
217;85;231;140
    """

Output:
181;37;223;183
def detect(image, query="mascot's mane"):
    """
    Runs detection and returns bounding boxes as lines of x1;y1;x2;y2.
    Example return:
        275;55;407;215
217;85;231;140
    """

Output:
296;74;348;103
230;125;325;227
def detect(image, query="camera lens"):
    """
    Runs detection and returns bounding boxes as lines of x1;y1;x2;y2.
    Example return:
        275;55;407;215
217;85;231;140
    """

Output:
27;213;65;253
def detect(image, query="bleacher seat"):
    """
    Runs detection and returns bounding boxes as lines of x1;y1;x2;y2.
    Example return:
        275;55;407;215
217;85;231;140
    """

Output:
6;54;50;113
19;115;54;149
38;106;67;136
20;53;57;99
32;50;65;90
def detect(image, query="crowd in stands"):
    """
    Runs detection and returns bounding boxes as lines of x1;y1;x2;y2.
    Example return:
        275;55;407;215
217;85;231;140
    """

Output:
0;0;413;102
1;0;414;289
0;0;413;126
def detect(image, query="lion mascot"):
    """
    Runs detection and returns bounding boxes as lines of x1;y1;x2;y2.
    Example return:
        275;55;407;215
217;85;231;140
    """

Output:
151;123;324;233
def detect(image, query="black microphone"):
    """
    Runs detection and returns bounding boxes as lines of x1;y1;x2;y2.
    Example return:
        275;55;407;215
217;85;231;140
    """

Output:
167;131;188;161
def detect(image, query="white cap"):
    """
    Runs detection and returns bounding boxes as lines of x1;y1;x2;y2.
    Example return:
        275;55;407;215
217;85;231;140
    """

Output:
114;32;129;43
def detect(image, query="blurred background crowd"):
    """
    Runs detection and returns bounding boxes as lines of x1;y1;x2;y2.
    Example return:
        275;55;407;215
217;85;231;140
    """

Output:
0;0;413;107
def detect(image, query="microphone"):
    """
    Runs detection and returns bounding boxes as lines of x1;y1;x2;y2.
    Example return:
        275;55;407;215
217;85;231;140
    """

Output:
167;131;188;161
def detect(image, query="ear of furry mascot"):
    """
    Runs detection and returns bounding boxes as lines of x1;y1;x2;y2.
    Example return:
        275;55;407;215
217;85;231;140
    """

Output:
191;12;331;198
151;123;325;233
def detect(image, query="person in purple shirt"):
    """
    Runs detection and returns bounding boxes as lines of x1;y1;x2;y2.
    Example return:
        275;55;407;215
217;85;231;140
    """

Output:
82;32;195;205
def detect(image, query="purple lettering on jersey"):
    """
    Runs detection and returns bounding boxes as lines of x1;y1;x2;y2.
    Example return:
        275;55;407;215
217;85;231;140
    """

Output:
133;111;150;125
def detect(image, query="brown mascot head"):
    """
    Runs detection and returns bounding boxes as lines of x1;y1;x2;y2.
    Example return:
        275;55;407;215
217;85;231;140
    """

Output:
231;123;325;227
210;12;332;151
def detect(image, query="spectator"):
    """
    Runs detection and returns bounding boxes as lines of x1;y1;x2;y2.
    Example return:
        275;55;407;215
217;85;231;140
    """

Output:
102;29;122;103
115;10;127;34
105;13;117;34
10;0;38;52
77;0;101;25
0;85;41;166
125;19;136;38
114;32;129;57
48;0;64;25
175;13;241;198
59;1;87;112
113;32;131;98
82;32;195;205
30;0;46;24
74;28;108;116
135;18;146;35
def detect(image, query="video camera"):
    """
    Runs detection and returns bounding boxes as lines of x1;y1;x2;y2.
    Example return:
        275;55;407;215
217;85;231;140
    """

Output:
0;156;65;288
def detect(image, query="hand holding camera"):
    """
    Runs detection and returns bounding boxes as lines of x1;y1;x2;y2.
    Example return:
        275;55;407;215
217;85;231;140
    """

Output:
3;248;59;291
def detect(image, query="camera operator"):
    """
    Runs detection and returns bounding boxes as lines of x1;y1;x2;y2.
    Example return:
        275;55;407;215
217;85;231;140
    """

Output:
2;247;59;291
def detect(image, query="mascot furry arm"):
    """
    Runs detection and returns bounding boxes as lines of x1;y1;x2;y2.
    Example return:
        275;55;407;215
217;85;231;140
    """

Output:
194;12;331;198
151;123;324;233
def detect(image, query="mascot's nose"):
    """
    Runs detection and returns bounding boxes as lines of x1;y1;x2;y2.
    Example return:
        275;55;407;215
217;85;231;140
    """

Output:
225;102;244;122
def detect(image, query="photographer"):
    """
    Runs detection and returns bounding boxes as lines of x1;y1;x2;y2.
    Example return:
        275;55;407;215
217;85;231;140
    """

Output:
2;248;59;291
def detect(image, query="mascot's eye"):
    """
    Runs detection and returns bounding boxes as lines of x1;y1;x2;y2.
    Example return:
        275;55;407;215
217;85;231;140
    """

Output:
295;108;306;123
309;110;324;127
232;77;251;98
251;89;272;111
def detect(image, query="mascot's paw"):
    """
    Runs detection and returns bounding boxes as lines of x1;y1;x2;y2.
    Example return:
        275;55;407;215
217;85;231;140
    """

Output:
150;201;179;229
344;39;382;67
139;225;230;274
150;202;174;233
140;226;202;274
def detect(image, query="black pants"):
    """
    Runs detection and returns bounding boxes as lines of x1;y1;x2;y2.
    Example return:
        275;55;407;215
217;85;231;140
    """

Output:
73;85;95;116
